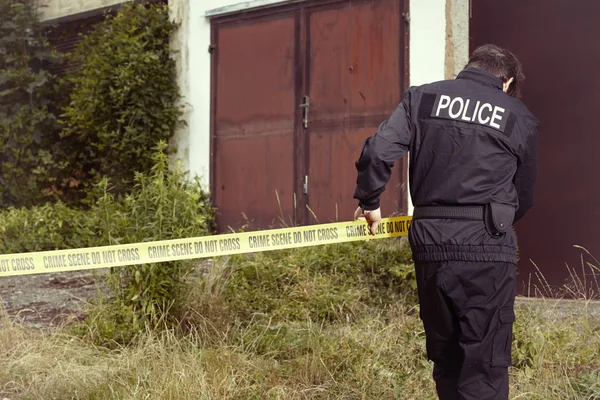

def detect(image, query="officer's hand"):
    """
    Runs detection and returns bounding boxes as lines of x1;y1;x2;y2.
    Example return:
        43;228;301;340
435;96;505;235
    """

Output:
353;207;382;235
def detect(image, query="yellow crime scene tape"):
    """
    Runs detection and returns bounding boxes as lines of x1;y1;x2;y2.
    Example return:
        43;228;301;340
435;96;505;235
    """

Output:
0;216;413;278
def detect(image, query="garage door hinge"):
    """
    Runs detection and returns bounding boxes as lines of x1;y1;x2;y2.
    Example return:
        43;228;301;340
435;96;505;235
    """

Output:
402;12;410;24
303;175;309;195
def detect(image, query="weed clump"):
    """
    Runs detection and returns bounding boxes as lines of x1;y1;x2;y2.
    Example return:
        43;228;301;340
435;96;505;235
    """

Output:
178;238;416;329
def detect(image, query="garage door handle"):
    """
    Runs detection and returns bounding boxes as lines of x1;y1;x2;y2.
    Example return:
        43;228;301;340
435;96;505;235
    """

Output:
299;95;310;129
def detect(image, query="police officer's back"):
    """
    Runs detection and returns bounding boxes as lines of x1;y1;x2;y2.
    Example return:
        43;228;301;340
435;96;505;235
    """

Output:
353;44;539;400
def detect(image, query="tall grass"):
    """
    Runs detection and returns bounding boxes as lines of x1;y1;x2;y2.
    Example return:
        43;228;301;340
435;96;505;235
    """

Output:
524;245;600;301
0;304;598;399
1;240;599;399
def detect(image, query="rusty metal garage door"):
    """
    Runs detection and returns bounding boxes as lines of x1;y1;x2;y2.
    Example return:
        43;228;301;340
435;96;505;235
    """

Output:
471;0;600;296
211;9;298;232
210;0;408;232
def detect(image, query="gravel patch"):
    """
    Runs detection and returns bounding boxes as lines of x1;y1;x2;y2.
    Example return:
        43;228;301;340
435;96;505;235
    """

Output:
0;270;109;329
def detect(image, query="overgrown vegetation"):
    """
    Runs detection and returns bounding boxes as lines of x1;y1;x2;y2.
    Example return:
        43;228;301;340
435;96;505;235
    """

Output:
215;241;416;323
1;256;599;399
1;0;193;333
60;2;182;199
0;0;66;206
0;1;181;206
1;143;214;334
4;211;599;398
0;143;213;253
68;236;415;348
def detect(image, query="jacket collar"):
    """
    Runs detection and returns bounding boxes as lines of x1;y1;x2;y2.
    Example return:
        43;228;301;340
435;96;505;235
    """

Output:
456;67;503;90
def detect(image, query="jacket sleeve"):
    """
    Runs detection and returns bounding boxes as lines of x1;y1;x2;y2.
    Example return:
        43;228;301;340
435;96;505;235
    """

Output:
513;122;540;223
353;90;414;211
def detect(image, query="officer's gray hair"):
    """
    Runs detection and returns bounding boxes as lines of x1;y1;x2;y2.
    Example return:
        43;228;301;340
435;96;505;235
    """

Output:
465;44;525;98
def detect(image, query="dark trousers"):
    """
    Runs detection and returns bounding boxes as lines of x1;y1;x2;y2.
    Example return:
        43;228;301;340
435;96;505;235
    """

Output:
415;261;517;400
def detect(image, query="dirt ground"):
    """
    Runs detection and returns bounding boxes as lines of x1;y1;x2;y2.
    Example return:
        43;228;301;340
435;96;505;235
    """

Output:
1;269;599;330
0;270;110;329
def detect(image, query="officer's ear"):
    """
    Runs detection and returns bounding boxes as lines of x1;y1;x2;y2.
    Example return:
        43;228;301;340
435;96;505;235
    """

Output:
502;77;515;93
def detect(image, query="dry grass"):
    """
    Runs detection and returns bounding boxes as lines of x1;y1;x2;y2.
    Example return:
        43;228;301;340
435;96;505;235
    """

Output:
1;302;599;399
0;242;599;399
0;306;436;400
0;306;600;400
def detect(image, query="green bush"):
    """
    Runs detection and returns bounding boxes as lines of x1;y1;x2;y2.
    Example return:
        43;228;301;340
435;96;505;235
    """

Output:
0;202;100;253
0;1;183;207
60;2;183;198
98;142;215;333
1;142;215;341
0;142;213;251
0;0;67;206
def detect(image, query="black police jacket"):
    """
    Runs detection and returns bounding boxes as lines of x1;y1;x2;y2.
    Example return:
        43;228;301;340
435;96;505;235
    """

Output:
353;67;539;263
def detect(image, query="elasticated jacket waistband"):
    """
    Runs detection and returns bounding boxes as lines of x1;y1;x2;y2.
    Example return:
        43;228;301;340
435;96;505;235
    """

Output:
410;244;517;264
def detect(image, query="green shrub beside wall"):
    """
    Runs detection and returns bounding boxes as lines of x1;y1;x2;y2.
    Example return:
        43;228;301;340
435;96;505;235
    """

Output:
60;2;183;199
0;143;214;253
0;0;67;207
0;143;215;333
0;1;182;207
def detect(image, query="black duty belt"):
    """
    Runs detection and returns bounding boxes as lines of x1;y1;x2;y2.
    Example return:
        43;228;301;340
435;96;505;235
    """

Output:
413;206;484;221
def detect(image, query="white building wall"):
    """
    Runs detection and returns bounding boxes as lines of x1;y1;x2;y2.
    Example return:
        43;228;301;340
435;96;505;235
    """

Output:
446;0;470;79
168;0;192;176
409;0;446;86
406;0;468;214
406;0;446;214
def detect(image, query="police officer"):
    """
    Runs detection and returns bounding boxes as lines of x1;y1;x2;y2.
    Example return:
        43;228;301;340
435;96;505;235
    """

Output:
353;44;539;400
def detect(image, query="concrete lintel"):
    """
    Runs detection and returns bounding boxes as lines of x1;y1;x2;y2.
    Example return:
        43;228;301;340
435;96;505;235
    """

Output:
205;0;304;18
40;0;160;23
